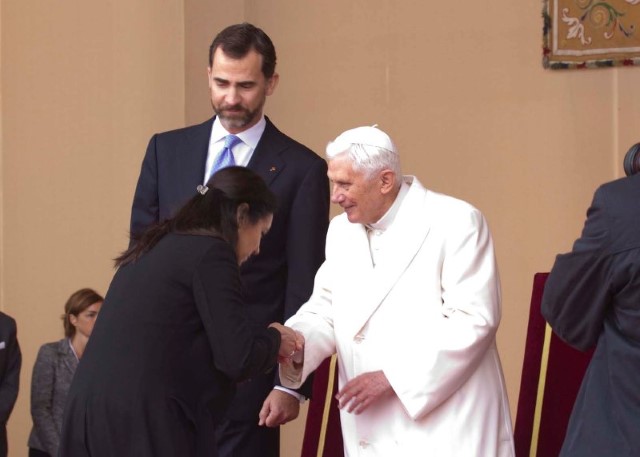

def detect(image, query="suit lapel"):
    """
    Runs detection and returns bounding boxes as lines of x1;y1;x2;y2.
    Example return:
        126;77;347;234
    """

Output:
59;339;78;374
246;117;286;186
343;178;432;336
184;118;214;185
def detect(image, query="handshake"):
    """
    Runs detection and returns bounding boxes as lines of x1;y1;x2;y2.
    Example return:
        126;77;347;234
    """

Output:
268;323;305;363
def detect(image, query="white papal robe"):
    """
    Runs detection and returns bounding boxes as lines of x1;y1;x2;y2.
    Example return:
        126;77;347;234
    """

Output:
281;176;514;456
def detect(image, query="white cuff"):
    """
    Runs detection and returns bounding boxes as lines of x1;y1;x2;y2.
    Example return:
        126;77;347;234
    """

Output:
274;386;306;403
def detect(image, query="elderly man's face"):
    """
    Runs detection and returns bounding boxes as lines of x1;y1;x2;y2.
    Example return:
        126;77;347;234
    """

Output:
328;155;387;225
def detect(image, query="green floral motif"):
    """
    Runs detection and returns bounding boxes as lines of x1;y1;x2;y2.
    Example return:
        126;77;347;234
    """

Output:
542;0;640;68
569;1;636;43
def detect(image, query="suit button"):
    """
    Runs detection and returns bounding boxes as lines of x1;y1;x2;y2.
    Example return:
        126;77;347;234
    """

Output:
354;334;365;344
359;439;369;448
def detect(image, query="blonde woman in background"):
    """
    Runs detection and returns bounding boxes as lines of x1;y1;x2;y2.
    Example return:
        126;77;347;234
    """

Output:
27;288;103;457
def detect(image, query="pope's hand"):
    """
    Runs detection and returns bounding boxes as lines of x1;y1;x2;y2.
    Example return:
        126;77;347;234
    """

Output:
336;370;394;414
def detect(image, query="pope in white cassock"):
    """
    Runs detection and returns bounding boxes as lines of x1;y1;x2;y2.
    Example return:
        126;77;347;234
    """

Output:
280;126;515;456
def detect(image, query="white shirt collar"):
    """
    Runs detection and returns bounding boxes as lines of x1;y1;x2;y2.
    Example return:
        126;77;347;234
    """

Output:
68;338;80;361
210;115;266;150
367;179;410;232
204;116;267;182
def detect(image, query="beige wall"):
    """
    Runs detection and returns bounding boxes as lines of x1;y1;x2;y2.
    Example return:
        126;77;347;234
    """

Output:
1;1;638;456
1;1;185;454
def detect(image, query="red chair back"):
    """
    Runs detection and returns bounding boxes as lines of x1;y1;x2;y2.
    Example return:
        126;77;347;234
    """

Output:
514;273;593;457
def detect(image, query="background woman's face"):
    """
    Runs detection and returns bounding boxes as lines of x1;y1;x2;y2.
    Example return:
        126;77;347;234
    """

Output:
236;214;273;265
70;301;102;339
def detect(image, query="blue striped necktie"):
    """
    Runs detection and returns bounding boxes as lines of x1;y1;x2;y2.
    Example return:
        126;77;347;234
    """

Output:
211;134;241;176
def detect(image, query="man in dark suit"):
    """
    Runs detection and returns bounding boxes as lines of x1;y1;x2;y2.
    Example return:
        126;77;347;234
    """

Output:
129;23;329;457
541;172;640;457
0;311;21;457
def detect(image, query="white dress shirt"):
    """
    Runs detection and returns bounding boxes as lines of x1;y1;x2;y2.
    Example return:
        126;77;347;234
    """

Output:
203;116;267;183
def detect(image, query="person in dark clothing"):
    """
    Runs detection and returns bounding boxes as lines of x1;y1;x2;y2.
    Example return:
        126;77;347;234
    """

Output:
129;23;330;457
0;311;21;457
542;172;640;457
59;167;301;457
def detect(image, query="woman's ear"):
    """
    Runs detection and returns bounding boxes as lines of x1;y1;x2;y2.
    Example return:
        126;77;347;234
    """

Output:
236;203;250;227
69;314;78;328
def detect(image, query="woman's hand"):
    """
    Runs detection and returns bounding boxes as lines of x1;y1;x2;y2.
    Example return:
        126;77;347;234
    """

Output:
268;323;304;362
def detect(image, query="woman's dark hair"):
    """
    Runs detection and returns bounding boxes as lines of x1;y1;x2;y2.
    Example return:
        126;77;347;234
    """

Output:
116;166;277;267
62;288;104;338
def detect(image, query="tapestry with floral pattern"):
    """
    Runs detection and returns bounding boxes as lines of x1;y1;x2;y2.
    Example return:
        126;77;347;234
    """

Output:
543;0;640;69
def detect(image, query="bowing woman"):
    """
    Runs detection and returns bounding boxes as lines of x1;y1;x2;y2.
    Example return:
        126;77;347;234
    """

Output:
58;166;301;457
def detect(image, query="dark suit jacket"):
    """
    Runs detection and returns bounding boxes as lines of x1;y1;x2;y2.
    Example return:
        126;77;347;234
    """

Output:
28;339;78;456
130;117;329;419
541;173;640;457
0;312;21;457
59;234;281;457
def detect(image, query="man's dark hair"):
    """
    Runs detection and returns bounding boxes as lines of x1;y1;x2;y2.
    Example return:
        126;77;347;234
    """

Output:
117;166;277;266
208;23;277;79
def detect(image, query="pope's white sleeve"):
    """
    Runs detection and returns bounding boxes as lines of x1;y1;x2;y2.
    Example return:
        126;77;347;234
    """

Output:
280;258;337;388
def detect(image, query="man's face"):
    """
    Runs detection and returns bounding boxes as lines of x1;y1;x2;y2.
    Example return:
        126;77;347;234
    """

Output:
207;47;278;133
328;155;387;225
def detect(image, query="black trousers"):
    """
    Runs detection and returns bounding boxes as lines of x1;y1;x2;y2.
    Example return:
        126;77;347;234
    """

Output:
29;449;51;457
215;419;279;457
